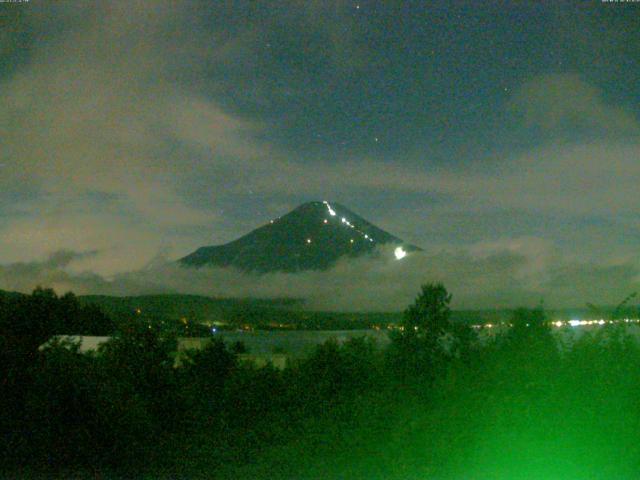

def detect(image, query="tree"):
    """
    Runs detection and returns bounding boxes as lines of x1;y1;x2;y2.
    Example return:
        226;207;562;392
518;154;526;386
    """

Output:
98;320;176;403
588;292;637;321
387;283;454;383
504;305;558;383
509;305;550;342
175;339;237;431
403;282;452;337
299;336;381;401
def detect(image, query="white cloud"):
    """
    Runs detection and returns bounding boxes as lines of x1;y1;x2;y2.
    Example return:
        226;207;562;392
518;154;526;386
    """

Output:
0;1;265;271
1;242;637;311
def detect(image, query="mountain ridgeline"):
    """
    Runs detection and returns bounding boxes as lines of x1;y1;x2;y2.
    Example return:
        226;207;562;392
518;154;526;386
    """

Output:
179;201;421;272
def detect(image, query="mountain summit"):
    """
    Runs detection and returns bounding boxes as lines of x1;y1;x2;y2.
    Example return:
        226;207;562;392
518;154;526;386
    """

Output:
179;201;421;272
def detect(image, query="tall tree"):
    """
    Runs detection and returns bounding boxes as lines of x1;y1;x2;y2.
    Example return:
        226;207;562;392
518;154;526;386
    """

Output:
403;282;453;337
388;283;454;383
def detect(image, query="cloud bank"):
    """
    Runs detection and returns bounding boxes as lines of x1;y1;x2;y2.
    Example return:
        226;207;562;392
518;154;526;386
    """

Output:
1;244;638;312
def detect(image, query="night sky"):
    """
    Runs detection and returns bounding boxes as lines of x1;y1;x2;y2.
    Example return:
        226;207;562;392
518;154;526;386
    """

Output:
1;1;639;309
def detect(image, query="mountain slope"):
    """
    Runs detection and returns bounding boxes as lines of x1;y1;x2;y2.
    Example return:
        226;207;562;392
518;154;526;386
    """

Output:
179;201;420;273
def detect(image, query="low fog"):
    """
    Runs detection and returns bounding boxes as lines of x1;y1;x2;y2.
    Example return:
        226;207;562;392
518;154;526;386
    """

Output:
1;242;638;312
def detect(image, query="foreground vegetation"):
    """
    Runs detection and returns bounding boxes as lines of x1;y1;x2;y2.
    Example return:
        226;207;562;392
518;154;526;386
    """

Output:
1;286;640;479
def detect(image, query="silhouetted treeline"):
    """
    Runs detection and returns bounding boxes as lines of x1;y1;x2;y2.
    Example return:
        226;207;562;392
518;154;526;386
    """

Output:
2;285;640;478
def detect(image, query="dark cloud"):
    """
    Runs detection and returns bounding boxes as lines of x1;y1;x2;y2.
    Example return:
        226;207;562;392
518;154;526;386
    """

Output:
43;250;98;269
0;249;107;294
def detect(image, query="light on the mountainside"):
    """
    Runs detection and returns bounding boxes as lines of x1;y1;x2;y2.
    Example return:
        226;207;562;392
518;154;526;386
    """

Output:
394;246;407;260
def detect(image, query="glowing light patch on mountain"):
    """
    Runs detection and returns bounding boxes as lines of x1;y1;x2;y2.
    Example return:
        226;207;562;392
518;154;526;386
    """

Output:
394;246;407;260
323;201;336;216
322;201;375;244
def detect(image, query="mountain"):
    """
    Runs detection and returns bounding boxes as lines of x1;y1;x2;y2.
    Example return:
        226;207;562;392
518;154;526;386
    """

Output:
179;201;421;272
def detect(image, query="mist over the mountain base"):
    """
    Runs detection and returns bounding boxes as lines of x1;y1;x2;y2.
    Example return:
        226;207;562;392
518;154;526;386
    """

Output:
0;242;638;311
